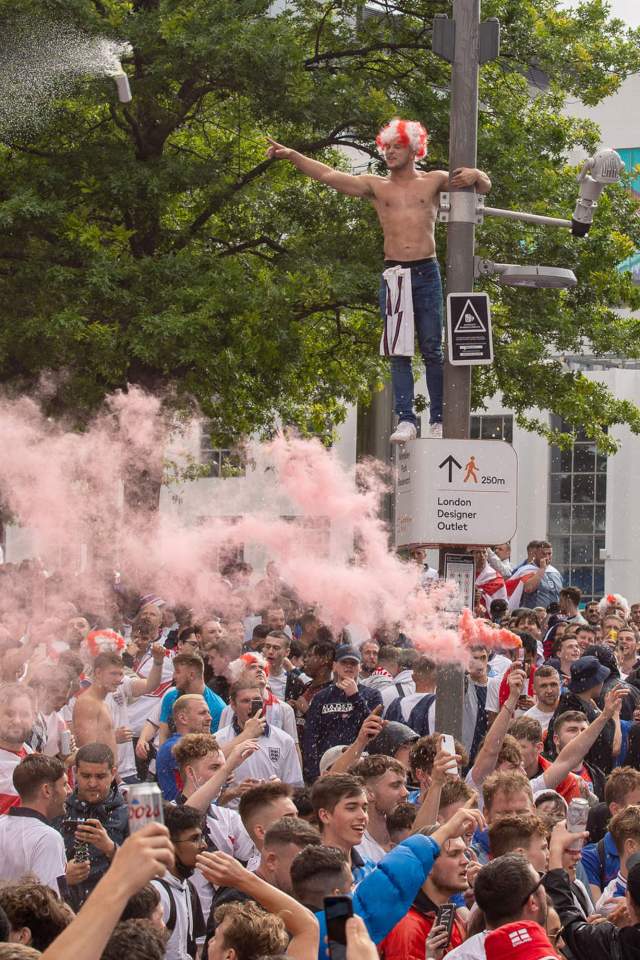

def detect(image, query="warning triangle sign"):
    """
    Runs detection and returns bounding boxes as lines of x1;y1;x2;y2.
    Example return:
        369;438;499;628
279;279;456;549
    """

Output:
454;299;486;333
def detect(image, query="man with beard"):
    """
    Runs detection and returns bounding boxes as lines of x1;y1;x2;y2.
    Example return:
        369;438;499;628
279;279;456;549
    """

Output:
151;803;206;960
379;827;470;959
350;755;409;862
0;682;36;813
53;742;128;909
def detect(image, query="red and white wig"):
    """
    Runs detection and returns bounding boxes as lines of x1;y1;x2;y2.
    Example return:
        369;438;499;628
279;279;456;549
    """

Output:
86;628;126;659
228;652;269;683
598;593;629;617
376;118;428;159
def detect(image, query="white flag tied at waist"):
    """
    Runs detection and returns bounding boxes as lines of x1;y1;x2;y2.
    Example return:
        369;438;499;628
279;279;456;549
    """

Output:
380;265;415;357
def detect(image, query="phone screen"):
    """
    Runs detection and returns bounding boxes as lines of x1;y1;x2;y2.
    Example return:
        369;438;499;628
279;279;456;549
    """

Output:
325;895;353;960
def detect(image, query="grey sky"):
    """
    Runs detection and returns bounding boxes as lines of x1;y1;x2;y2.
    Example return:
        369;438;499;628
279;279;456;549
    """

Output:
559;0;640;28
609;0;640;28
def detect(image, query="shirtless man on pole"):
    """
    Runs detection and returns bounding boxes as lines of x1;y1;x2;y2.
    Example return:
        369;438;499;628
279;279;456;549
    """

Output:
267;119;491;443
73;646;165;784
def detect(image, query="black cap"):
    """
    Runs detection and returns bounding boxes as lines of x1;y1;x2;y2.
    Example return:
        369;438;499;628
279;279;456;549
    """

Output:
367;721;419;758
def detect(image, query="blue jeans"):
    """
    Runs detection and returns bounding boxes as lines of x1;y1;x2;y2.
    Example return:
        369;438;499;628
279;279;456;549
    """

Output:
379;258;444;425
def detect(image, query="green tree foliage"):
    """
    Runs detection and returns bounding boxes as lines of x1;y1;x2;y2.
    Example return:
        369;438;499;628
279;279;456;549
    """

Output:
0;0;639;451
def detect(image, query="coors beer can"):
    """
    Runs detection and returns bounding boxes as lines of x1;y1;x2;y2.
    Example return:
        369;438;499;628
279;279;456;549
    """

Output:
128;783;164;833
60;729;72;755
566;797;589;850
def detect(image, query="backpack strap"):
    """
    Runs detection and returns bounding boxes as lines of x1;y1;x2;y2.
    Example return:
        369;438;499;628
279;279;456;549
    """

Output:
395;681;405;698
597;837;607;889
155;878;177;933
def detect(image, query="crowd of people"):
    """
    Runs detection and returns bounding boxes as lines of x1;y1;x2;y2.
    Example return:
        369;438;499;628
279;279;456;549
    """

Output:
1;541;640;960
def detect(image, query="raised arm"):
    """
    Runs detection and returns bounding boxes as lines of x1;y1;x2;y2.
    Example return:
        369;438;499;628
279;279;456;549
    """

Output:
197;851;319;960
470;667;525;784
185;740;260;814
129;644;166;697
542;686;627;788
330;707;385;775
266;137;376;198
40;825;174;960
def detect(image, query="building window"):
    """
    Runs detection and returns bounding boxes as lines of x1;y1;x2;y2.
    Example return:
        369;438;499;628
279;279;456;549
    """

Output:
199;424;245;478
548;416;606;603
470;414;513;443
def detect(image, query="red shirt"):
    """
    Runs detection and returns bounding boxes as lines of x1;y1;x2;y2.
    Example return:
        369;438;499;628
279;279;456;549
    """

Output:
380;892;465;960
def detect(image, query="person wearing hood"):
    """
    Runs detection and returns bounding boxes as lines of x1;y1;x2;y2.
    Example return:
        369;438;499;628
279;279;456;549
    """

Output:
302;644;382;782
152;802;206;960
53;742;128;910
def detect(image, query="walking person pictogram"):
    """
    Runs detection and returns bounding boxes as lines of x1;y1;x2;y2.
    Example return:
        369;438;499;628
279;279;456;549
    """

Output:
464;456;479;482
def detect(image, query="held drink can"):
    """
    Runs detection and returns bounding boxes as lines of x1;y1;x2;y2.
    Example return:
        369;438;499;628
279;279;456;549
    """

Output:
128;783;164;833
60;729;72;755
567;797;590;850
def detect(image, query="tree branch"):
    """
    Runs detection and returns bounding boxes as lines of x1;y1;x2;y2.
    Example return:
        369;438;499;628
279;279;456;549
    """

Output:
212;235;289;258
305;34;429;68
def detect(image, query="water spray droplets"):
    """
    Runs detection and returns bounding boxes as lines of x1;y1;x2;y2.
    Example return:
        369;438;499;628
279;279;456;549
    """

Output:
0;20;132;133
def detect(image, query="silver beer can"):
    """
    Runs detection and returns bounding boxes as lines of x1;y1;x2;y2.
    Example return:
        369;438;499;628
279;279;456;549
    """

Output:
127;783;164;834
566;797;590;850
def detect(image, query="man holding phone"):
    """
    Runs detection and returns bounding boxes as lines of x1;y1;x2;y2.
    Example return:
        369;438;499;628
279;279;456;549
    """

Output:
378;828;469;960
214;682;303;804
53;742;128;909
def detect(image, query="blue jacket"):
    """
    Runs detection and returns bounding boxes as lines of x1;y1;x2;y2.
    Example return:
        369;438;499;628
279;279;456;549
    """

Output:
156;733;181;801
302;682;383;781
315;833;441;960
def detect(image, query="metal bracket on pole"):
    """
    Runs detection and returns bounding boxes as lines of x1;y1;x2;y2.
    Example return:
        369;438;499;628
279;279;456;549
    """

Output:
432;14;455;63
438;192;485;225
479;18;500;63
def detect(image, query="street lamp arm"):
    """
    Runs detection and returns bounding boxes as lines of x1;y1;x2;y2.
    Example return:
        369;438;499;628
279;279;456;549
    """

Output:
483;206;572;229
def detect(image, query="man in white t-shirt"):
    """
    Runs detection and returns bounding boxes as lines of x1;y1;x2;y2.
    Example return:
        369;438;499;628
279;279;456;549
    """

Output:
522;665;560;733
0;754;71;895
0;682;36;813
218;654;299;744
215;682;303;803
73;648;165;783
260;631;291;700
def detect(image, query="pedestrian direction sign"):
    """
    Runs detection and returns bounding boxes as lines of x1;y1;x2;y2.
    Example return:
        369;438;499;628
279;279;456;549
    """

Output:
395;438;517;546
446;292;493;365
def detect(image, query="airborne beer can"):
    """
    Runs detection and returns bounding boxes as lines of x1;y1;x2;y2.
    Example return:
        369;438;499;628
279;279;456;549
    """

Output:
128;783;164;833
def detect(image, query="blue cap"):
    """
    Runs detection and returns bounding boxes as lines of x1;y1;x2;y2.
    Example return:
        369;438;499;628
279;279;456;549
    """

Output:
335;644;362;663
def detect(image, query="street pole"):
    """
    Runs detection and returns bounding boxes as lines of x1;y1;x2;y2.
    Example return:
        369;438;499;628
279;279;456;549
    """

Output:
435;0;481;740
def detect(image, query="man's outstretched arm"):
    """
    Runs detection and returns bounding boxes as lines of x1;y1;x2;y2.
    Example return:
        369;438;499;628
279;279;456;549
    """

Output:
267;137;375;197
449;167;492;194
